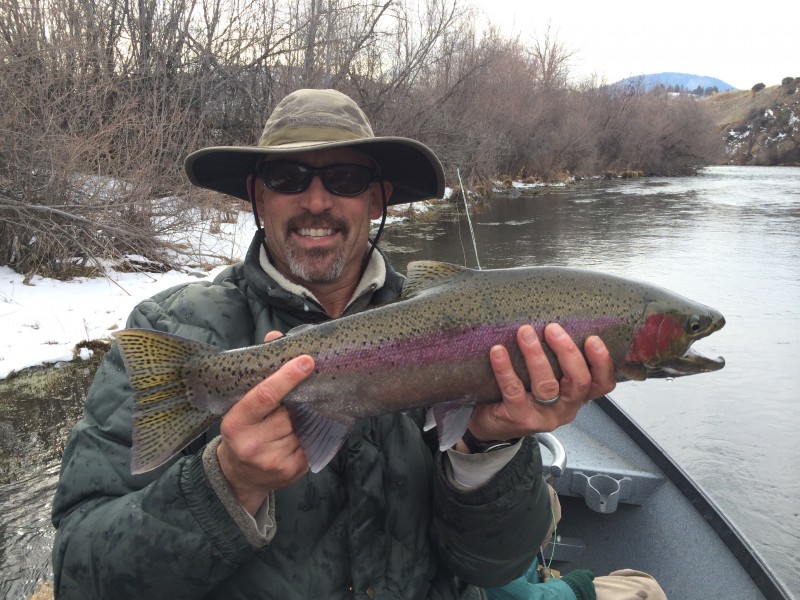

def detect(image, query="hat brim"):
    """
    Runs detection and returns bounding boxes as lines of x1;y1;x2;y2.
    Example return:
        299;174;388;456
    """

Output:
184;137;445;205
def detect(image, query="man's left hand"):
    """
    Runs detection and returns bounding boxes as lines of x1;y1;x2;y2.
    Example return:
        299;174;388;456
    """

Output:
465;323;616;442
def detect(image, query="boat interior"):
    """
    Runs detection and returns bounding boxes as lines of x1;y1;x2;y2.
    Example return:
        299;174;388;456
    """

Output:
535;397;791;599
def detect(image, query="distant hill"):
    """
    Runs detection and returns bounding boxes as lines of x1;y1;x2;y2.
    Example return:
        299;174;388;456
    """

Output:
703;79;800;166
614;72;736;93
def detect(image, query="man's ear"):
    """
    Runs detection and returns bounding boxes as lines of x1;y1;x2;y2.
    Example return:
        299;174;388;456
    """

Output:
247;174;256;202
370;181;393;219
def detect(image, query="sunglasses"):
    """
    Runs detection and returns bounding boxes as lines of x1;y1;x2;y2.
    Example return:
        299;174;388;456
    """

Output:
257;160;380;196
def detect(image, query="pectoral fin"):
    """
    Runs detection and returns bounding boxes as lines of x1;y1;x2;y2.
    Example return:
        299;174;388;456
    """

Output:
616;362;648;381
284;403;356;473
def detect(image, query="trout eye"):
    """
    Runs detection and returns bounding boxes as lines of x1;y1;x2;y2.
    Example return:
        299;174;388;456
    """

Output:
686;314;703;334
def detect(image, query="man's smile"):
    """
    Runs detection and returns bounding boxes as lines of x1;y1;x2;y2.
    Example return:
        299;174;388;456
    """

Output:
297;227;336;238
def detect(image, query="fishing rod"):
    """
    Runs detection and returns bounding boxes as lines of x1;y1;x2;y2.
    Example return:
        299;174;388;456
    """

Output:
456;168;481;269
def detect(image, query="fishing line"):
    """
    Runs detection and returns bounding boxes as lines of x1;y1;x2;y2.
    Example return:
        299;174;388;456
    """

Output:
452;183;468;267
456;168;481;269
547;505;557;568
536;506;558;580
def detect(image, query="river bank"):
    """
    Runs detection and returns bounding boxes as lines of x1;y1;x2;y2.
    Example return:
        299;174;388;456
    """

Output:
0;354;109;598
0;346;107;485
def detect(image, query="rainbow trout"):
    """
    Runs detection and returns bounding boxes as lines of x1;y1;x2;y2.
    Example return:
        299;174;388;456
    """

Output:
114;261;725;474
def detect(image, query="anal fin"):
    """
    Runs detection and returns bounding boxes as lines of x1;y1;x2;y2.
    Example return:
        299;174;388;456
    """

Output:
426;400;476;451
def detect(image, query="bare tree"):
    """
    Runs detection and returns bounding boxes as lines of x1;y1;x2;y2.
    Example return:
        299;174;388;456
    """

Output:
0;0;725;277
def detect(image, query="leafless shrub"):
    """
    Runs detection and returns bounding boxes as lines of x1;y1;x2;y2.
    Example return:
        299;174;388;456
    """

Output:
0;0;235;277
0;0;725;278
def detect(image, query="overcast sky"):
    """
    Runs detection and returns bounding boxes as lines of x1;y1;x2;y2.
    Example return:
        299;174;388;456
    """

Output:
470;0;798;90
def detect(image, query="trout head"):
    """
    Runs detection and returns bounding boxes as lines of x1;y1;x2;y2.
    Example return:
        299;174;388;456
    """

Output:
618;300;726;380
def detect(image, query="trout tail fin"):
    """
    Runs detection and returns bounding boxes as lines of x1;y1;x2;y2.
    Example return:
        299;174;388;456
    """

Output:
112;329;223;474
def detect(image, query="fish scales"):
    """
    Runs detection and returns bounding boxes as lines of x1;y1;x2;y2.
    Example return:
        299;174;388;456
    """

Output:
114;261;725;474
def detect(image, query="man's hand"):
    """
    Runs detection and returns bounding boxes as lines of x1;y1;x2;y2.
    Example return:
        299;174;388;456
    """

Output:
465;323;616;443
216;331;312;515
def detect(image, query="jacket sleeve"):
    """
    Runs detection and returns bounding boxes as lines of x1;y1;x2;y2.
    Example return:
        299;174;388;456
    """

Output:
51;283;260;599
483;558;579;600
430;436;552;588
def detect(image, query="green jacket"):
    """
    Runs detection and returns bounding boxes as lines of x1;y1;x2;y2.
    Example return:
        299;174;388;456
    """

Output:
52;232;551;599
485;558;583;600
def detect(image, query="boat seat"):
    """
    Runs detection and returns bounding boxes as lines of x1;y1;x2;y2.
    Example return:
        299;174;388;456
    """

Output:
537;425;664;513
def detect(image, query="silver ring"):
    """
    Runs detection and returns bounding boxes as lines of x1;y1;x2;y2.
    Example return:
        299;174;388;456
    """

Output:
533;393;561;406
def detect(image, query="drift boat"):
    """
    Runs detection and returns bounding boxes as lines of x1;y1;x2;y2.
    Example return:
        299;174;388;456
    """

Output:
535;396;791;599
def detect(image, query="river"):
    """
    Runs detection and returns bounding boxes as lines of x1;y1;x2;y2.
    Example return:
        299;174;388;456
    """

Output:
1;166;797;598
380;165;800;597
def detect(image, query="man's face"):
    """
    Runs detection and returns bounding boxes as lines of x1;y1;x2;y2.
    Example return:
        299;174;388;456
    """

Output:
253;148;388;286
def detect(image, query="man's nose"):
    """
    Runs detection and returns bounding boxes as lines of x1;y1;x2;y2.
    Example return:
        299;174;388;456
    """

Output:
299;175;334;213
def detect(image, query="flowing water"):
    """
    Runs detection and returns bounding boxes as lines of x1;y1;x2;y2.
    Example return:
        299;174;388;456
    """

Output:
381;165;800;597
1;166;798;598
0;359;95;599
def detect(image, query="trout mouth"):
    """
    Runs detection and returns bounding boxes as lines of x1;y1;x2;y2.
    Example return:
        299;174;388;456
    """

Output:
625;305;726;380
646;311;726;377
645;346;726;378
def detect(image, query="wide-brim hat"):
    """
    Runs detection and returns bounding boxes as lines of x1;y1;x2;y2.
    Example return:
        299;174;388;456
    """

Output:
184;88;445;205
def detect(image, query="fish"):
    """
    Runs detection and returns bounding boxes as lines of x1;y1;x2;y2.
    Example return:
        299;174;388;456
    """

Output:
113;260;726;474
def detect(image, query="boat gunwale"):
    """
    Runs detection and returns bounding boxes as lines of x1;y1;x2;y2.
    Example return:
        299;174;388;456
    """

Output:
598;395;793;600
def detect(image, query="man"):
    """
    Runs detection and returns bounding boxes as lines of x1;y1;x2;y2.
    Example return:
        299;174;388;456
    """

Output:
52;89;617;599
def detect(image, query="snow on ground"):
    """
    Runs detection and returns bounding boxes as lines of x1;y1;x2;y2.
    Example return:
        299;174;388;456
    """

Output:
0;209;258;380
0;264;227;379
0;199;440;380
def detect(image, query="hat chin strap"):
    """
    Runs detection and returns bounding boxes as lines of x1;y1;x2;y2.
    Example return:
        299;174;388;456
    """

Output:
360;180;388;279
248;172;388;282
249;174;274;264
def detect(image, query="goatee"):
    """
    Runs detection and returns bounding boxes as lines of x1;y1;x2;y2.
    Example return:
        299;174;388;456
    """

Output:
285;214;349;283
286;246;347;283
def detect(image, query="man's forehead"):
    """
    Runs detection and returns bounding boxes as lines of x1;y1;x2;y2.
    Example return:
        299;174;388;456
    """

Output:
266;147;373;166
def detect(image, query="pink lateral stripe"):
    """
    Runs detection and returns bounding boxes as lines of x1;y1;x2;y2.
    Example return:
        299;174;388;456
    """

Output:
314;315;626;373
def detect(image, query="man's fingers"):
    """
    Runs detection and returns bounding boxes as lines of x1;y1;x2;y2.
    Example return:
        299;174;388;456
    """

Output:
226;407;296;462
263;330;283;343
489;345;527;403
229;355;315;425
517;325;560;402
584;335;617;399
475;325;615;441
543;324;592;398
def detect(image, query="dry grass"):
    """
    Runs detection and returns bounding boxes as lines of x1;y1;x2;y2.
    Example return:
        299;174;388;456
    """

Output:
704;84;796;130
29;580;54;600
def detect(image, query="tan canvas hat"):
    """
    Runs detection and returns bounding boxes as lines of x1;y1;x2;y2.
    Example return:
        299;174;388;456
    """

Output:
184;88;445;205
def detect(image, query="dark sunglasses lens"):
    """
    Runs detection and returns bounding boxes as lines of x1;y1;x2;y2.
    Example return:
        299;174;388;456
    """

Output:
261;163;310;193
322;165;374;195
259;162;375;195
